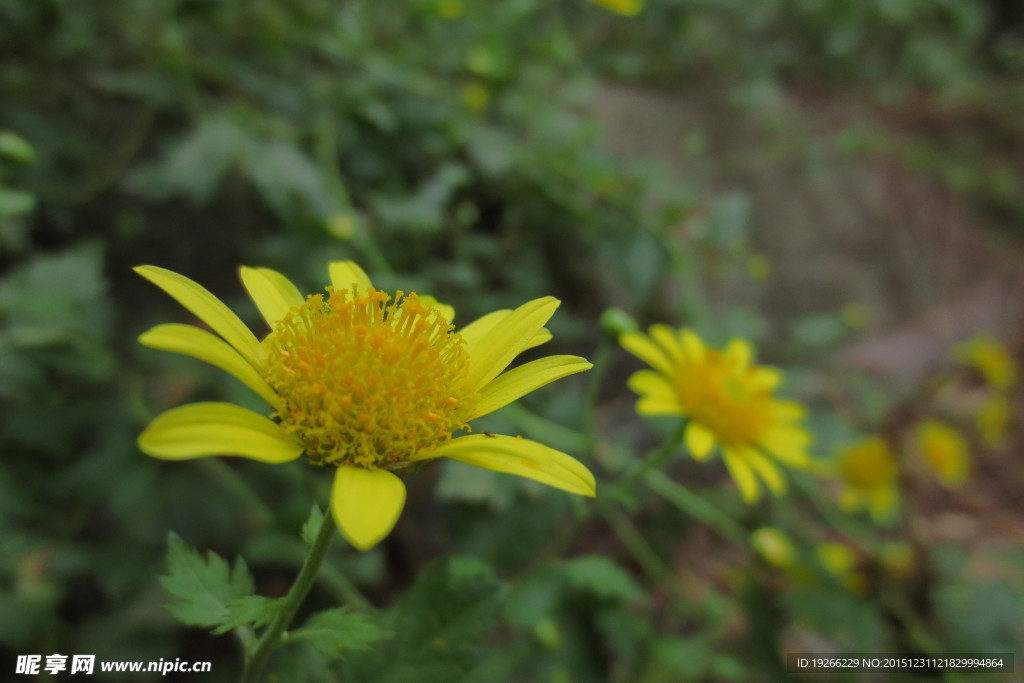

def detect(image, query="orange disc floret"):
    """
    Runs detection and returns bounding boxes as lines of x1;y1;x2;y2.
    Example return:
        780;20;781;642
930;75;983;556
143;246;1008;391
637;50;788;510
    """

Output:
261;287;477;469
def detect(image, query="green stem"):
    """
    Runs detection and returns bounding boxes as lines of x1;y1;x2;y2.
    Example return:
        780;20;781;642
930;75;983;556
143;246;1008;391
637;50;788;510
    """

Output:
198;459;275;529
643;470;746;544
241;512;336;683
582;341;611;454
601;507;675;585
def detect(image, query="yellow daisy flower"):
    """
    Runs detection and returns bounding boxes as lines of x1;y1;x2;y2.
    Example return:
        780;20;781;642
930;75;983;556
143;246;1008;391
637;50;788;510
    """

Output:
587;0;644;16
135;262;595;550
913;419;969;486
836;436;899;522
621;326;811;503
750;527;796;569
954;335;1017;391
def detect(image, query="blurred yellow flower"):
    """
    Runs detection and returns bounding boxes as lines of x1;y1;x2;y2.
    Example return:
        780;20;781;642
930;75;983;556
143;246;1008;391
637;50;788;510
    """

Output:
462;81;490;115
975;393;1011;448
136;262;594;550
745;253;772;282
622;326;811;503
751;527;795;569
879;542;915;582
588;0;643;16
837;436;899;523
816;542;867;594
436;0;463;20
914;420;969;486
954;335;1017;391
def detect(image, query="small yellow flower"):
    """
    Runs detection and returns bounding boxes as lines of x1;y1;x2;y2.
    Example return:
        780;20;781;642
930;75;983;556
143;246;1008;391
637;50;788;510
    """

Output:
914;420;969;486
621;326;811;503
975;393;1011;448
750;527;795;569
836;436;899;523
136;262;595;550
954;335;1017;391
816;542;868;594
462;81;490;115
587;0;644;16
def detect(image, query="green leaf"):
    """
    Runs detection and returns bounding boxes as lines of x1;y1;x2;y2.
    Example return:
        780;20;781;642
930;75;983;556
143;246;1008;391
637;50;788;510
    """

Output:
0;131;36;164
211;595;284;635
338;557;508;681
290;608;393;659
0;188;36;220
562;555;646;603
159;532;255;630
301;505;326;548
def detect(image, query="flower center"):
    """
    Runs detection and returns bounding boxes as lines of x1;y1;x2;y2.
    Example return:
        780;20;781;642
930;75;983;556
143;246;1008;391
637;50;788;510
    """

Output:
262;287;477;469
674;351;774;447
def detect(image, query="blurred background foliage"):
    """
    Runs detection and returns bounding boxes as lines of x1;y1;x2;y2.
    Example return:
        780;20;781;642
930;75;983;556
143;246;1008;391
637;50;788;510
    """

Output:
1;0;1022;680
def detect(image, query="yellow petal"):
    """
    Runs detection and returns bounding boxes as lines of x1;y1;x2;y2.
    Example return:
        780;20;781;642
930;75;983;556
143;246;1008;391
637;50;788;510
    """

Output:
751;367;782;391
139;324;281;410
524;327;552;350
328;261;373;293
620;330;675;375
472;355;592;420
745;449;786;495
138;402;303;463
761;426;811;467
134;265;262;366
627;369;676;400
412;434;596;497
722;450;761;503
685;421;717;461
678;328;706;363
636;396;681;415
772;400;807;421
418;294;455;324
649;324;684;366
464;297;560;390
330;466;406;551
724;338;753;369
239;266;305;330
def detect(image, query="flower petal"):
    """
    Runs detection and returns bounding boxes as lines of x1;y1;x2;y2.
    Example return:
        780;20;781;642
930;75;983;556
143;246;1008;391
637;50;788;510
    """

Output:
134;265;262;366
330;466;407;551
138;402;303;463
627;369;676;401
685;421;717;461
464;297;560;391
678;328;706;363
139;324;281;410
722;450;762;503
761;426;811;467
328;261;372;292
239;266;305;330
412;434;596;497
724;338;753;369
418;295;456;324
461;310;550;352
745;449;786;495
636;396;682;416
620;331;675;375
650;324;684;366
471;355;593;420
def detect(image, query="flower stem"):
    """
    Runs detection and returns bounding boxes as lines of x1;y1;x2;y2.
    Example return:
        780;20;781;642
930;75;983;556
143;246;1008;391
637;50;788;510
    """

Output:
241;511;336;683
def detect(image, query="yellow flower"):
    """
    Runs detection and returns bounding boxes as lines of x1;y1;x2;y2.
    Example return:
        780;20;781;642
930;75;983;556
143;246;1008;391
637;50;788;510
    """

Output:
914;420;969;486
588;0;644;16
621;326;811;503
954;335;1017;391
750;527;795;569
135;262;595;550
816;542;868;594
836;436;899;522
975;393;1011;448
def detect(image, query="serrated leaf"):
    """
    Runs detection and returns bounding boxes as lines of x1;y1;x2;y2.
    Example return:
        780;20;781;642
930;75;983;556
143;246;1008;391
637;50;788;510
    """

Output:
291;608;392;658
338;557;507;681
301;505;326;548
562;555;646;603
211;595;284;635
160;532;255;630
